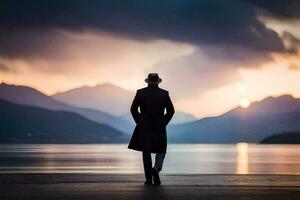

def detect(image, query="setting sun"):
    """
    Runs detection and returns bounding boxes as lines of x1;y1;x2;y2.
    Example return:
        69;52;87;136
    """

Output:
240;98;251;108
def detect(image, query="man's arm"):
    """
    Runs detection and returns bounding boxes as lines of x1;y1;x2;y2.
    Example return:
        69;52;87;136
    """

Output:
164;92;175;125
130;91;140;124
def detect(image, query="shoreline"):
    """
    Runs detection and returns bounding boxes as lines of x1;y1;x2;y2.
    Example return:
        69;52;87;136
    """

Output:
0;173;299;199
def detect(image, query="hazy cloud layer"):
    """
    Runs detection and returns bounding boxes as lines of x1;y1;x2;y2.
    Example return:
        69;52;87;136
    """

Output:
281;31;300;54
153;49;241;99
0;63;10;72
288;63;300;71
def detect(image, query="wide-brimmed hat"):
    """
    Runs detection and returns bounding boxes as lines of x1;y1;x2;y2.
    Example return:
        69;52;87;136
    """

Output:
145;73;162;84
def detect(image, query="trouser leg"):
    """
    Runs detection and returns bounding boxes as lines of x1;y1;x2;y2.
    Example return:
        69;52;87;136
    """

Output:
154;153;166;172
142;152;152;181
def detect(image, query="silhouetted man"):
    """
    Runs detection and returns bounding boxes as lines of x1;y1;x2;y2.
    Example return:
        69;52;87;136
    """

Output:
128;73;175;185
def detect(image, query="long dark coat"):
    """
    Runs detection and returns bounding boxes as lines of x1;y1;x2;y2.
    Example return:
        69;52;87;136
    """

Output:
128;85;175;153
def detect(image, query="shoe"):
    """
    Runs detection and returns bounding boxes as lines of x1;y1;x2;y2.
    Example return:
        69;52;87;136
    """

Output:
152;168;161;185
144;180;153;185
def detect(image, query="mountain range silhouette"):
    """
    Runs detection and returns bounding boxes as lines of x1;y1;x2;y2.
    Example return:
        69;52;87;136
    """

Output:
1;82;300;143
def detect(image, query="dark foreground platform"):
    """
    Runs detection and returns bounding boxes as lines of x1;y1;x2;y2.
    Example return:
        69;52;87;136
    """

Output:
0;174;299;200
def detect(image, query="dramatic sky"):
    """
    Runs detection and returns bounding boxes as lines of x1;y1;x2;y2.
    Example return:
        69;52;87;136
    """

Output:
0;0;300;117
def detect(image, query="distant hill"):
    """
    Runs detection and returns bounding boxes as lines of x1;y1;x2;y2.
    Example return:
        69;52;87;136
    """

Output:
52;83;198;124
0;100;128;143
260;132;300;144
52;83;133;116
171;111;197;124
169;95;300;143
0;83;133;133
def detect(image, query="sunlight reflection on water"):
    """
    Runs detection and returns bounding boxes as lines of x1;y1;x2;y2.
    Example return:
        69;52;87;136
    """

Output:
236;143;248;174
0;144;299;174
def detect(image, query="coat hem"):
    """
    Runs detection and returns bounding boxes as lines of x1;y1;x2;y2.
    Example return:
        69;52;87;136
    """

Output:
127;146;166;153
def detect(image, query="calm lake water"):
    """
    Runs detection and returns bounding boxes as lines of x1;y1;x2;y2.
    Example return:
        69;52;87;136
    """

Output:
0;144;299;174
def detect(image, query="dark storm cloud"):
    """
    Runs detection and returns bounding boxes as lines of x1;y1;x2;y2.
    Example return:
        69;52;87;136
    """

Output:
0;0;291;59
0;26;72;59
244;0;300;19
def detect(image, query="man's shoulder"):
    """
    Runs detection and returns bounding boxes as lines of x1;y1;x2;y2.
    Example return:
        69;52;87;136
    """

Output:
137;87;168;95
136;87;147;93
157;87;169;95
